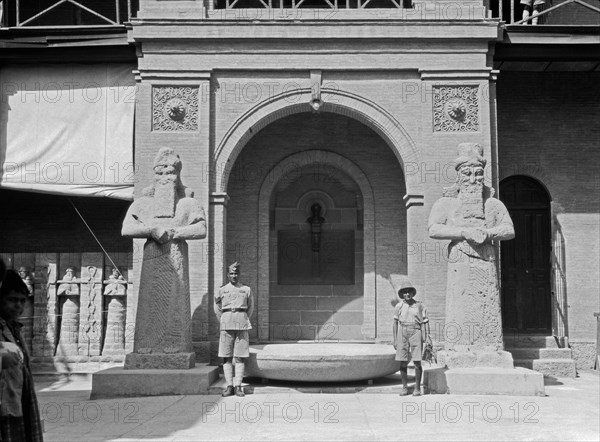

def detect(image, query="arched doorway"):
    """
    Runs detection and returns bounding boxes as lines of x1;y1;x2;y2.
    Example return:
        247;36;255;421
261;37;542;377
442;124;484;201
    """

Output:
224;112;407;342
500;176;552;333
268;158;366;341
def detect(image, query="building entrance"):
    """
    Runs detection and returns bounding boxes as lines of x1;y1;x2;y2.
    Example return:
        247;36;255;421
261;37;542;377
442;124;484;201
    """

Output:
224;112;408;342
500;176;552;333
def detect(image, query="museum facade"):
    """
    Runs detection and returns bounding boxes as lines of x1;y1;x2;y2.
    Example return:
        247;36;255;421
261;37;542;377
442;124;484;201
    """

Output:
0;0;598;374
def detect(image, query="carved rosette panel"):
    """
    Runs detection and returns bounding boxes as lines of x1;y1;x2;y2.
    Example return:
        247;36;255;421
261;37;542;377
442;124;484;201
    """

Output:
152;86;199;131
433;86;479;132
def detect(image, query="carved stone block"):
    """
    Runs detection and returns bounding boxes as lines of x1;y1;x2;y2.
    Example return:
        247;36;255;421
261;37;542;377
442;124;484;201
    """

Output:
124;352;195;370
433;85;479;132
79;257;104;357
152;86;199;131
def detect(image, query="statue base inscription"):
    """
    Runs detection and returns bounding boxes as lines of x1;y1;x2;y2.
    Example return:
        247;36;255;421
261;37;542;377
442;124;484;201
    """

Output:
124;352;195;370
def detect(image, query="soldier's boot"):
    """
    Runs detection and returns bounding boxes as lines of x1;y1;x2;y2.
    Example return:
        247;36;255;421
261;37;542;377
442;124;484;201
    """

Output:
222;385;235;397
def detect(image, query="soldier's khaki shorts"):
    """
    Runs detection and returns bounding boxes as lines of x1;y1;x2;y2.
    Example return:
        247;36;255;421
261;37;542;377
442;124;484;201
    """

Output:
395;325;423;362
218;330;250;358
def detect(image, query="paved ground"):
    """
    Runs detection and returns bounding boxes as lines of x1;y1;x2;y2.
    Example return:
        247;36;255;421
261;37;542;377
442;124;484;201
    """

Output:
35;370;600;441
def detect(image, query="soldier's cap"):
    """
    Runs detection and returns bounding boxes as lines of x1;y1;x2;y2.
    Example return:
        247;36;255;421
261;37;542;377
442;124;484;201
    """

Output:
392;276;417;296
228;262;240;273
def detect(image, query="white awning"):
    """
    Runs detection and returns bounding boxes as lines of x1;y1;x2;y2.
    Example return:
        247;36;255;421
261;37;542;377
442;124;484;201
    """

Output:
0;63;135;200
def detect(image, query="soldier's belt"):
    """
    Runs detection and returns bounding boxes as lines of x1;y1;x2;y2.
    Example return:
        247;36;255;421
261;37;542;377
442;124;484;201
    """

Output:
222;308;247;312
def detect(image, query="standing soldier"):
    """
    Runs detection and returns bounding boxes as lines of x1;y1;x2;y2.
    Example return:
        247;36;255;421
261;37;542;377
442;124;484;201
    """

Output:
215;262;254;397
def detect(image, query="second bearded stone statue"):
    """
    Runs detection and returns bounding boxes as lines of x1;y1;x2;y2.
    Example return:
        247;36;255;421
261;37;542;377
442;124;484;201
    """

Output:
428;143;515;368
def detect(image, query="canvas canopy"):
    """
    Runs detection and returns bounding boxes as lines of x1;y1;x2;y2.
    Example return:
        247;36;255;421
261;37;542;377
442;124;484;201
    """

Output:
0;63;135;200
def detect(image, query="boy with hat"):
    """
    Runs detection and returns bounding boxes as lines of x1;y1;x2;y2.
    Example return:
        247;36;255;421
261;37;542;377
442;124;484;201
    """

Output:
392;278;430;396
214;262;254;397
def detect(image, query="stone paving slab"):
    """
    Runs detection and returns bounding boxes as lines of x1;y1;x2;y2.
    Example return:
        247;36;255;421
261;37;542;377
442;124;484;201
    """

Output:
34;370;600;441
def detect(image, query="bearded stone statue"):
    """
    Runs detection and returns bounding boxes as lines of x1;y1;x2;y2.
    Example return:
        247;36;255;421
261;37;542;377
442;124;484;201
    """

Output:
428;143;515;368
122;147;206;369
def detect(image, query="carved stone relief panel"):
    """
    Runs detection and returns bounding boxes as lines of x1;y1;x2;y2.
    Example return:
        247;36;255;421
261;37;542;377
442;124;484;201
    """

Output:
433;85;479;132
152;86;199;131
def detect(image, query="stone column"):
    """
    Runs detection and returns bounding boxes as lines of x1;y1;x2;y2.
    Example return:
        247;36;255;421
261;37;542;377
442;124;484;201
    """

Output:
79;255;104;357
32;254;57;362
56;268;80;357
210;192;229;351
102;291;127;356
404;194;425;286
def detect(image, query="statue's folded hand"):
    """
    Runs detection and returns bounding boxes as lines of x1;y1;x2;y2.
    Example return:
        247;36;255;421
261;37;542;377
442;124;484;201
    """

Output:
151;226;174;244
462;227;488;245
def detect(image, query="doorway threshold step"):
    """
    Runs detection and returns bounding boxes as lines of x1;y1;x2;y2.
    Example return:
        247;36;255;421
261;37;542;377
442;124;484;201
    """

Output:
504;335;567;348
509;347;574;359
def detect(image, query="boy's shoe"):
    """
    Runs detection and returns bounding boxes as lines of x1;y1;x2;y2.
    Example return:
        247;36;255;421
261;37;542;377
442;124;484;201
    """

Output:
399;387;409;396
222;385;235;397
235;386;245;397
412;388;421;396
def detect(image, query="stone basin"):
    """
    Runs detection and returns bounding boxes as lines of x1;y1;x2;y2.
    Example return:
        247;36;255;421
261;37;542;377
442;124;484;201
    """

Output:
246;342;400;382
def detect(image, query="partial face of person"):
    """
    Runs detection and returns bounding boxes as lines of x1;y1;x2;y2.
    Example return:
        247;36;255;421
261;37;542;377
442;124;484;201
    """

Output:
400;289;415;301
18;267;27;278
228;270;239;284
0;290;28;321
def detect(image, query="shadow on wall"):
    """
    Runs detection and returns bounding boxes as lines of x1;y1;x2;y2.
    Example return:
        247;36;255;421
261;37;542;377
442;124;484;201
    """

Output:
552;212;568;338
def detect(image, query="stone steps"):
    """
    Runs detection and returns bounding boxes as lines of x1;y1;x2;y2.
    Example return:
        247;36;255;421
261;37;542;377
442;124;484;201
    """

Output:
506;335;576;378
509;347;573;360
504;334;567;348
532;359;577;378
514;358;577;377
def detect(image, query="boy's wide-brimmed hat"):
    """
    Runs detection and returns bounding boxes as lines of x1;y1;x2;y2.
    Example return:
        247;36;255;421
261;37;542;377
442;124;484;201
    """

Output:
391;275;417;296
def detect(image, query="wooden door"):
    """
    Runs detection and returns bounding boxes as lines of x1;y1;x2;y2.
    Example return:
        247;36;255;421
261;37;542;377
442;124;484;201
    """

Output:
500;177;552;333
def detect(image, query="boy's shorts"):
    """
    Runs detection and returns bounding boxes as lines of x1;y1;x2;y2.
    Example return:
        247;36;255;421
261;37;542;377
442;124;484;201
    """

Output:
395;325;423;362
520;0;545;6
218;330;250;358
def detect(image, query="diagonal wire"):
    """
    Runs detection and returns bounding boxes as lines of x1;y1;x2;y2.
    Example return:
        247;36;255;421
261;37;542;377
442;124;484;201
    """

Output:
68;198;124;279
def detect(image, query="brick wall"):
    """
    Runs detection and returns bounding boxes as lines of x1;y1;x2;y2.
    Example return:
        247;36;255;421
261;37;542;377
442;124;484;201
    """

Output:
497;71;600;342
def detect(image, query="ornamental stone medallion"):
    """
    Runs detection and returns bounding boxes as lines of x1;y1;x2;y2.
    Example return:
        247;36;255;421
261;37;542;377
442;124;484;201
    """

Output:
152;86;199;131
433;86;479;132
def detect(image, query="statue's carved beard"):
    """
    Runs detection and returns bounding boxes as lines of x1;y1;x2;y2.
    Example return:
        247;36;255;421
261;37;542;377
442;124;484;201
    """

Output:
458;181;484;225
153;174;177;218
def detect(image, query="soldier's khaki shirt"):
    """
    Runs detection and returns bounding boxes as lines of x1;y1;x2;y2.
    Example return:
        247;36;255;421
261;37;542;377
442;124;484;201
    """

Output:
214;282;254;331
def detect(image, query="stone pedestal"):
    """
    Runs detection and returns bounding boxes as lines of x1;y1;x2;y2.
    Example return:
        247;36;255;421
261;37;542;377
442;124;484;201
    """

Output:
90;364;219;399
438;349;514;369
425;367;545;396
124;352;195;369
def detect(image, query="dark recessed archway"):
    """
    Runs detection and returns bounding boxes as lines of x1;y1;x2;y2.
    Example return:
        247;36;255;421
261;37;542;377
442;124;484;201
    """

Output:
500;175;552;333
